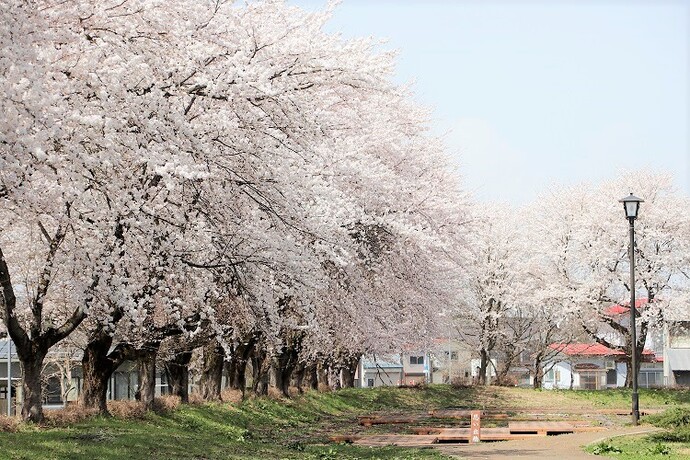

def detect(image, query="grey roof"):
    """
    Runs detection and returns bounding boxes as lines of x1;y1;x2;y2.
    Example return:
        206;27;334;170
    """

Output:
363;357;403;369
667;348;690;371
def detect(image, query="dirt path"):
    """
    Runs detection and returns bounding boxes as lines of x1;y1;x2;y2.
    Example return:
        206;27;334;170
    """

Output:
435;426;662;459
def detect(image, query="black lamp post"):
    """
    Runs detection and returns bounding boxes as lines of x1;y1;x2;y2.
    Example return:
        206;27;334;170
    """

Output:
619;192;643;425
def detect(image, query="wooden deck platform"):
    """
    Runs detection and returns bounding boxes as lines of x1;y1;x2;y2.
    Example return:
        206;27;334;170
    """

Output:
351;434;439;447
358;415;429;426
508;421;605;435
428;409;509;419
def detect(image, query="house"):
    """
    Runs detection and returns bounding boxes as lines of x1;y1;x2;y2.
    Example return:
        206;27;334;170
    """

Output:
543;343;660;389
606;298;690;387
663;320;690;386
0;339;21;415
402;351;429;385
359;356;403;387
428;339;475;385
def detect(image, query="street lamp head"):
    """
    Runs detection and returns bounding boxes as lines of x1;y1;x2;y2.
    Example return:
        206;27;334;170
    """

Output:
619;193;644;220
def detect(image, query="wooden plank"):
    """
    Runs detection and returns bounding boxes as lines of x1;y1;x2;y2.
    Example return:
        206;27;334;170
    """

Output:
508;421;575;435
429;409;509;419
358;415;427;426
353;435;438;447
329;435;362;443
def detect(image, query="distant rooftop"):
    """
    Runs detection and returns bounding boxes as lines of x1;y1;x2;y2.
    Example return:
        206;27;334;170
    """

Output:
363;356;403;369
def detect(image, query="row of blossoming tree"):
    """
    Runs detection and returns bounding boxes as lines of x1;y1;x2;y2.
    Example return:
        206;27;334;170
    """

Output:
0;0;472;422
456;171;690;388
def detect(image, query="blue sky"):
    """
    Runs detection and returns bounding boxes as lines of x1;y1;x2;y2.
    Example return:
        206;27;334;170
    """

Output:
289;0;690;204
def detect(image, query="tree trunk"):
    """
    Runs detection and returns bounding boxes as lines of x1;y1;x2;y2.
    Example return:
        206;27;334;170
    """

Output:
228;338;255;394
532;354;544;389
80;333;116;414
272;348;298;397
624;355;633;388
308;364;319;390
252;352;270;396
293;363;306;394
340;356;360;388
19;350;46;422
230;358;248;392
199;342;224;401
316;362;328;388
327;366;341;390
137;349;157;410
224;360;236;388
479;348;490;386
165;351;192;403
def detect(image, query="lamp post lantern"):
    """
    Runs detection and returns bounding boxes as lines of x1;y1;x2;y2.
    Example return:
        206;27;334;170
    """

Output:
619;192;643;426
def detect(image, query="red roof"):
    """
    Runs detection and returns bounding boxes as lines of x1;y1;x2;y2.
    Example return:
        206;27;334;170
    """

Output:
606;298;649;316
549;343;655;357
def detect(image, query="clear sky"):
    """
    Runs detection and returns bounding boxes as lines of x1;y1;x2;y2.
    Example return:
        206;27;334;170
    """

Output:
289;0;690;204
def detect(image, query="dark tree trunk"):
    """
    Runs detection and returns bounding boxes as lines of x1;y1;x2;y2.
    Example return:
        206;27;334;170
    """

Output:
230;358;248;391
137;349;157;410
19;350;46;422
165;351;192;403
224;360;236;389
308;364;319;390
479;348;490;386
293;363;306;394
199;342;224;401
340;356;360;388
316;362;328;388
252;351;270;396
272;347;298;397
80;332;116;414
228;338;255;394
533;354;544;389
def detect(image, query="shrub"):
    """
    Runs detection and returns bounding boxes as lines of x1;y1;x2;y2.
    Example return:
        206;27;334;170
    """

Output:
187;392;205;405
0;415;19;433
43;404;99;426
152;395;181;414
645;407;690;429
649;428;690;443
107;400;147;419
221;388;244;404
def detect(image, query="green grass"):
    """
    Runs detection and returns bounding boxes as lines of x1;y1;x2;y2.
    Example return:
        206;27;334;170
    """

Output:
585;405;690;459
2;386;690;459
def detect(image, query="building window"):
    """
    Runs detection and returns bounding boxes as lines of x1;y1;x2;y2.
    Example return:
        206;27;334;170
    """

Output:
367;378;374;387
410;356;424;365
606;369;617;385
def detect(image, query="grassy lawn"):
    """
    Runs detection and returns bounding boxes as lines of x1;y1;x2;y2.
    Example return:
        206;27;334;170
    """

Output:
1;386;689;459
586;407;690;459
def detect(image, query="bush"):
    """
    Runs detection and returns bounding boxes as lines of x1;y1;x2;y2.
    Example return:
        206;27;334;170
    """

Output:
107;400;147;419
43;404;99;426
0;415;19;432
152;395;181;414
649;428;690;443
645;407;690;428
221;388;244;404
